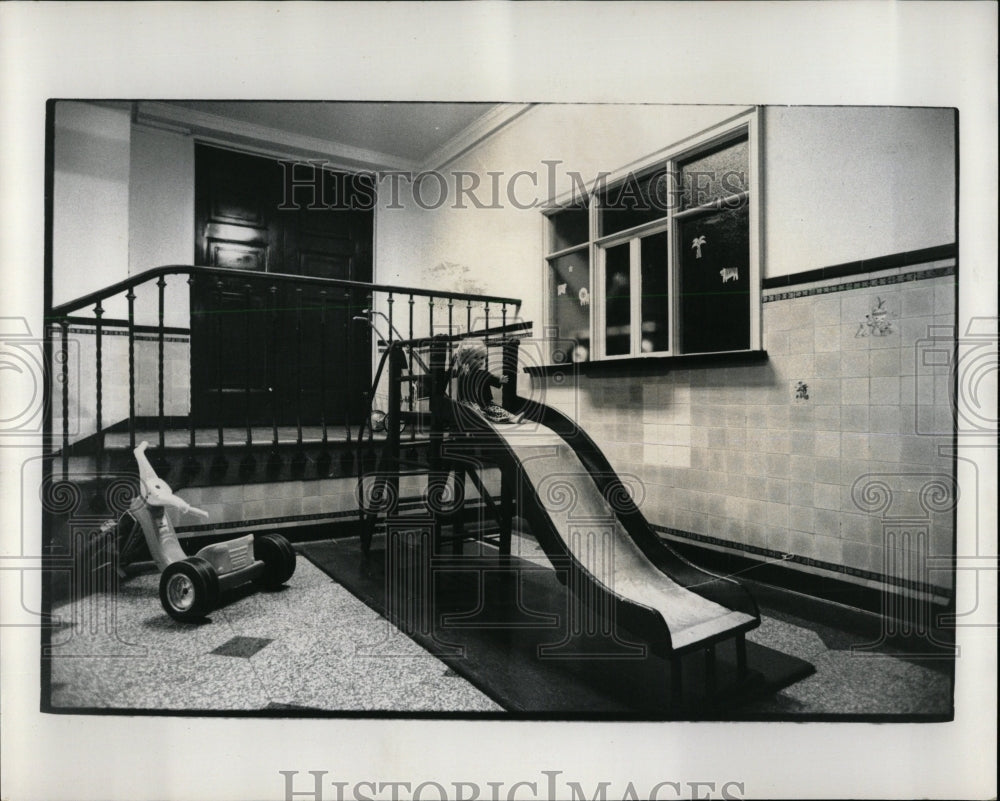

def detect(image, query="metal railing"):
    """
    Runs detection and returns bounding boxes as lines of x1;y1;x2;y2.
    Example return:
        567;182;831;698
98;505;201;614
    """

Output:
48;264;521;479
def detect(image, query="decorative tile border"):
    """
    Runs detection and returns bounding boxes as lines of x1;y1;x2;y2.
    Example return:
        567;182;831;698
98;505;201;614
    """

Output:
61;327;190;344
763;264;955;303
761;243;956;289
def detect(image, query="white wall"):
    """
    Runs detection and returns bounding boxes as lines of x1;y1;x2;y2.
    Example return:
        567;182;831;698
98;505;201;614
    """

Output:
128;125;195;328
53;110;195;438
375;104;746;330
52;102;131;308
376;104;957;327
128;125;195;272
54;104;957;316
763;106;956;277
52;108;195;319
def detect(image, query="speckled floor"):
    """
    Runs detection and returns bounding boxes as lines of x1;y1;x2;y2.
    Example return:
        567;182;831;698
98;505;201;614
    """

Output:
46;552;502;713
741;611;952;717
44;536;952;717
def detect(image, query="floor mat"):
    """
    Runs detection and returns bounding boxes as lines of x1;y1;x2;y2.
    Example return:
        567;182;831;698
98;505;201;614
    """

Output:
300;538;815;719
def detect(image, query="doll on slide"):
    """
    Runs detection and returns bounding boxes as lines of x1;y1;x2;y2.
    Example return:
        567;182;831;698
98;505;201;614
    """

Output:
112;441;296;622
450;341;524;424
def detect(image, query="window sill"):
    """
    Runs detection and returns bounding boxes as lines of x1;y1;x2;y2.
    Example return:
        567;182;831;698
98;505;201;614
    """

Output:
523;349;769;377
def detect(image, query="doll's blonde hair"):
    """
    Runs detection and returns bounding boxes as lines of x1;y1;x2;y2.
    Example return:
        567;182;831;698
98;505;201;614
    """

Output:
451;341;488;375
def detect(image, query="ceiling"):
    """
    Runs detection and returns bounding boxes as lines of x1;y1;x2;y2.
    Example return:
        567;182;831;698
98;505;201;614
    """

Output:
136;100;528;171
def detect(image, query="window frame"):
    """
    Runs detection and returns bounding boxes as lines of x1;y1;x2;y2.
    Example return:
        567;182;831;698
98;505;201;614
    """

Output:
543;109;762;364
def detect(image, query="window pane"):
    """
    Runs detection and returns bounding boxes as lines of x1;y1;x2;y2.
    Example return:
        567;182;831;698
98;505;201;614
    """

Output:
549;205;589;252
604;242;631;356
600;168;670;237
640;231;670;353
678;200;750;353
679;137;749;210
548;250;591;362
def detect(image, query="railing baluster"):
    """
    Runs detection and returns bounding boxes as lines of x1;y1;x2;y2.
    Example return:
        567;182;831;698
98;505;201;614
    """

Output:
215;280;225;449
157;276;166;450
244;282;253;448
60;319;69;478
343;287;352;442
295;287;303;447
502;303;510;397
126;287;136;450
407;294;415;437
426;295;435;440
447;298;454;361
387;292;394;342
466;299;472;338
484;302;491;362
364;290;373;439
94;301;104;476
269;285;279;449
187;275;197;451
319;289;328;446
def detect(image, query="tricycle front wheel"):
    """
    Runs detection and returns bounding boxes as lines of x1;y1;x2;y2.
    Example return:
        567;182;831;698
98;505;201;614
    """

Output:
159;557;219;622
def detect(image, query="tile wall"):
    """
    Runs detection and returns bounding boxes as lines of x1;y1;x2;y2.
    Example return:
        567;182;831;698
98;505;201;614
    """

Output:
51;262;958;600
175;477;360;536
536;260;957;597
173;473;447;539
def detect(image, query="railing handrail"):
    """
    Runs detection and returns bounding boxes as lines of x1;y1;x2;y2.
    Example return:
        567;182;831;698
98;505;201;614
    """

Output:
387;320;533;349
50;264;523;318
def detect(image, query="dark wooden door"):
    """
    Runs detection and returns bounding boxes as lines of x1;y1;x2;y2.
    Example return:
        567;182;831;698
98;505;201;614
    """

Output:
191;144;373;427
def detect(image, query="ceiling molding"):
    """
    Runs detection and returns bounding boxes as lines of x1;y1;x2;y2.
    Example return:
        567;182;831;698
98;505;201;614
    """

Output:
135;101;421;172
418;103;535;172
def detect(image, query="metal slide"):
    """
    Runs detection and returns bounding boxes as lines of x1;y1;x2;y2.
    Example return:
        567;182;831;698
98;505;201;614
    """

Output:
442;396;760;658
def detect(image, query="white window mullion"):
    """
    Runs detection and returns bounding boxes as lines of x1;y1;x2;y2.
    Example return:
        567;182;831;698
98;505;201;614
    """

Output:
629;238;641;356
747;110;762;351
591;198;604;359
667;158;681;356
542;108;758;364
665;184;677;357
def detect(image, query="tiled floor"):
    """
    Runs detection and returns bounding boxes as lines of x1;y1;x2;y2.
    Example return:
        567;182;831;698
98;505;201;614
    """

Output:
45;536;951;717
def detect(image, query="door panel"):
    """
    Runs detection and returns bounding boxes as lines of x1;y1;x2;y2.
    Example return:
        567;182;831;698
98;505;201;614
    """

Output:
208;241;269;272
191;279;272;426
192;144;373;427
273;289;369;427
297;252;353;280
197;147;281;273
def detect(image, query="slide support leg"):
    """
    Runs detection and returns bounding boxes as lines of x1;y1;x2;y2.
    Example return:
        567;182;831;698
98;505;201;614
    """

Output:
705;645;717;696
670;655;683;709
452;468;465;555
499;470;512;564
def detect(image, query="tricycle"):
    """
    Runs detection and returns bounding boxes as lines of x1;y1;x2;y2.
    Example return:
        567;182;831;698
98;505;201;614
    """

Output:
108;441;296;622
